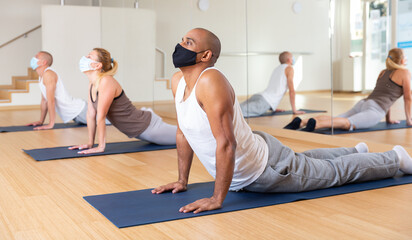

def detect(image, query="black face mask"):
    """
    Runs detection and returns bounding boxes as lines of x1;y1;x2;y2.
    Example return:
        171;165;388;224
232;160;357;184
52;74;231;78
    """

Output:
172;43;207;68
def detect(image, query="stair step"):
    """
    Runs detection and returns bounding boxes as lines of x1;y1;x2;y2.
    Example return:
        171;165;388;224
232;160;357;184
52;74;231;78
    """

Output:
15;79;37;90
2;89;28;92
0;68;39;104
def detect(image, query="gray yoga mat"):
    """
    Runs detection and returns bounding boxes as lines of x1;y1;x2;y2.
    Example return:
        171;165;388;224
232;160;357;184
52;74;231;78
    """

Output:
313;120;412;134
83;175;412;228
23;141;176;161
245;109;326;118
0;122;86;132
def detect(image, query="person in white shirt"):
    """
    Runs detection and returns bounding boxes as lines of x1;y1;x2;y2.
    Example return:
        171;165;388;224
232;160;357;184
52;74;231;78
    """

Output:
152;28;412;214
240;51;304;117
27;51;88;130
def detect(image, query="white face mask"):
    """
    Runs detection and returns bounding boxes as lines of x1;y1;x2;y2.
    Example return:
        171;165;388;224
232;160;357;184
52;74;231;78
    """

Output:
79;56;98;72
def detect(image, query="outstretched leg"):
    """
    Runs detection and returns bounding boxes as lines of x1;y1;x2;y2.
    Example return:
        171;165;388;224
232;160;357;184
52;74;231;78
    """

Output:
297;115;351;131
240;94;271;117
244;131;399;193
301;142;368;159
138;109;177;145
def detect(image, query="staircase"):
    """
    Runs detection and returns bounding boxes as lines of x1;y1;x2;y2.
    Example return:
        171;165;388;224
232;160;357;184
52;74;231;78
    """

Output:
0;68;39;105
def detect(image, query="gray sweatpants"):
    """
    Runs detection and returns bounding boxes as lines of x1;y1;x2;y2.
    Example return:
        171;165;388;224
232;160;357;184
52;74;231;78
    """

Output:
337;99;386;130
240;94;271;117
244;131;399;192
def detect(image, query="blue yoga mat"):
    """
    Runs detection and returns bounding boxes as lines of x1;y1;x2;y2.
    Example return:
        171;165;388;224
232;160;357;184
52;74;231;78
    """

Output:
23;141;176;161
0;122;86;132
84;175;412;228
245;109;326;118
313;120;412;135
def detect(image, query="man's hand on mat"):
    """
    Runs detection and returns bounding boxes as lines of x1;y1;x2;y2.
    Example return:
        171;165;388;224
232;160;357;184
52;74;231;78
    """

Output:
26;121;43;126
293;110;306;115
274;109;285;112
151;181;187;194
387;119;400;124
34;124;54;130
179;197;222;214
408;119;412;126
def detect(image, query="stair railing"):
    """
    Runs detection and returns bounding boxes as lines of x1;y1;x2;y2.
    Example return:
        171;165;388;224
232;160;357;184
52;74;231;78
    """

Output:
0;25;42;50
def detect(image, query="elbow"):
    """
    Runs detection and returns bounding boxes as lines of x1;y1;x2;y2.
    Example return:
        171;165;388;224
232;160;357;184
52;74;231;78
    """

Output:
219;137;237;157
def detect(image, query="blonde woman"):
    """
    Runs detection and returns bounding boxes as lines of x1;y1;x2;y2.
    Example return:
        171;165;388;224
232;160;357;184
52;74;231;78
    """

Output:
285;48;411;131
70;48;177;154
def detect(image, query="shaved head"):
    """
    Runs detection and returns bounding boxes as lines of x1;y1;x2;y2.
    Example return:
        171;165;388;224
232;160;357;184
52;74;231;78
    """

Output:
279;51;292;64
190;28;221;64
38;51;53;66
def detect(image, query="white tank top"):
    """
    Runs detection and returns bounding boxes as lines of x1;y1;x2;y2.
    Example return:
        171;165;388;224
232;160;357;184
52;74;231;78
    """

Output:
259;64;289;110
39;67;85;123
175;67;268;191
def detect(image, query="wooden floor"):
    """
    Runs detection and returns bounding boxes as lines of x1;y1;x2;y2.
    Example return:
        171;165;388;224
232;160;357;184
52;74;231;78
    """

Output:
0;92;411;239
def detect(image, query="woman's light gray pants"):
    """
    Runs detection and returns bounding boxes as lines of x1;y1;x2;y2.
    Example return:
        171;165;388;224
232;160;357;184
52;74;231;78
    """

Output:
244;131;399;192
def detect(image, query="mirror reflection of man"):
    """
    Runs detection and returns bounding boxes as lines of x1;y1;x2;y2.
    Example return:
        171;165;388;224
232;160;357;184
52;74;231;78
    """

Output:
240;51;305;117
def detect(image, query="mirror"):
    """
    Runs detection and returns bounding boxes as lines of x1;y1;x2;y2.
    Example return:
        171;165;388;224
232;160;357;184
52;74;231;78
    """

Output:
244;0;333;131
98;0;333;134
332;0;410;139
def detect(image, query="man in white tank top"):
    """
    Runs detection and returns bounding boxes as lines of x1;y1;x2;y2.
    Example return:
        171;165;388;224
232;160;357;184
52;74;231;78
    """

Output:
240;51;305;117
27;51;87;130
152;28;412;214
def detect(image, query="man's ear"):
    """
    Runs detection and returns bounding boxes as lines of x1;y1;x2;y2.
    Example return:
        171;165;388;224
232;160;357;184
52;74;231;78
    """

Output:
201;50;213;62
40;59;47;66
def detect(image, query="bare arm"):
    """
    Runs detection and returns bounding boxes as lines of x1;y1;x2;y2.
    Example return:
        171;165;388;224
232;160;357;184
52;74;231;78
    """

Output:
34;71;57;130
69;83;97;151
385;108;400;124
77;77;117;154
285;66;304;115
402;70;412;125
27;96;48;126
152;71;194;194
86;89;97;147
179;69;237;214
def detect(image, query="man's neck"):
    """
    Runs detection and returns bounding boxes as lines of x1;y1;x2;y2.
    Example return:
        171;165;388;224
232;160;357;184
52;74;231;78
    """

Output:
36;66;48;77
180;64;212;91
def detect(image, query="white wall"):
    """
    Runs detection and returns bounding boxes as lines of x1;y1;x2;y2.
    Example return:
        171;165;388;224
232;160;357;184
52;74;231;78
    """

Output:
101;7;156;102
2;0;332;104
0;0;92;86
42;5;156;102
140;0;331;101
42;5;101;100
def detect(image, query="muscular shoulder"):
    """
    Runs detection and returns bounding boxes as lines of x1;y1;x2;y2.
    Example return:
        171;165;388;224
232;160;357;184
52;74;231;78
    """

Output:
42;70;58;85
196;69;234;103
284;65;294;79
285;65;294;72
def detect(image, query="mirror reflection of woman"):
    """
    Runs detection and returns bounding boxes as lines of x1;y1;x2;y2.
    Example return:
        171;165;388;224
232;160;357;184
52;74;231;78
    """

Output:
70;48;177;154
285;48;411;131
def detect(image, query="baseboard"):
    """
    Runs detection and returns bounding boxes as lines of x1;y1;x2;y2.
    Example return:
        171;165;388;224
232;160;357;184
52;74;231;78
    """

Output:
0;105;40;111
